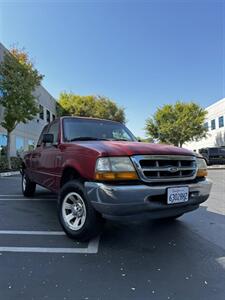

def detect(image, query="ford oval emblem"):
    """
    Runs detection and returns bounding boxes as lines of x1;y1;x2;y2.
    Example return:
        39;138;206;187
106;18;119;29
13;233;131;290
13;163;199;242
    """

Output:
168;167;179;173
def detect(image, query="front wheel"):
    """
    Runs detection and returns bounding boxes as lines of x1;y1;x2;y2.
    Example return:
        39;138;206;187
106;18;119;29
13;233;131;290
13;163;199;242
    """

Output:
22;173;36;197
58;180;104;241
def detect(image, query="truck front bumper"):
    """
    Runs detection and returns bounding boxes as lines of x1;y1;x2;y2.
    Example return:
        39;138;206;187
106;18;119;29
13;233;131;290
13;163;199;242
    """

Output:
85;179;212;221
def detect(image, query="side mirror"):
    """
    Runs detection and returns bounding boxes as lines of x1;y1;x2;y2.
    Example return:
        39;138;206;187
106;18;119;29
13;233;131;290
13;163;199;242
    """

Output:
42;133;54;144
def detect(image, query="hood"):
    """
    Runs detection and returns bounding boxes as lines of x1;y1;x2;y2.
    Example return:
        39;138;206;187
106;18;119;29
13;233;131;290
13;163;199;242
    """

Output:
73;141;194;157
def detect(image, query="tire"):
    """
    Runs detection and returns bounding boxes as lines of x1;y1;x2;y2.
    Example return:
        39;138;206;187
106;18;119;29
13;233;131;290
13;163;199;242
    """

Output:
22;172;36;197
58;180;104;241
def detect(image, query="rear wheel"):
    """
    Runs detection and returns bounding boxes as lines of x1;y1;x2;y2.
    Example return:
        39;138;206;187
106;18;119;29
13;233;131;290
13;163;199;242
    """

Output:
22;173;36;197
58;180;104;241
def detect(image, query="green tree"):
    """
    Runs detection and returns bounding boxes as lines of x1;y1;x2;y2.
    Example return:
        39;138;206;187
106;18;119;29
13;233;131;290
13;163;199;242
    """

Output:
136;136;154;143
0;47;43;169
58;93;126;123
145;101;207;147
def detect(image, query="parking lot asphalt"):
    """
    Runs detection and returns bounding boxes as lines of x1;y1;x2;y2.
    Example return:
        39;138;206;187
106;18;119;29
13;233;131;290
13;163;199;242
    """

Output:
0;171;224;300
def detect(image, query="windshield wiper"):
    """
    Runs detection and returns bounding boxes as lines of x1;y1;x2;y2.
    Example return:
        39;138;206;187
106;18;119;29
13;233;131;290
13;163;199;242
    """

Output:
112;138;131;141
68;137;109;142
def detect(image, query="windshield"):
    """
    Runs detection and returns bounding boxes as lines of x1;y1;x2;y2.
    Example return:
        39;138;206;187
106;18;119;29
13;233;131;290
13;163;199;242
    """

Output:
63;118;137;142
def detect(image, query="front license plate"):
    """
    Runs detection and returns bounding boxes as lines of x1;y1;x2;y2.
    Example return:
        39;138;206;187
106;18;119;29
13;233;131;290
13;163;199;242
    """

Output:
167;187;189;204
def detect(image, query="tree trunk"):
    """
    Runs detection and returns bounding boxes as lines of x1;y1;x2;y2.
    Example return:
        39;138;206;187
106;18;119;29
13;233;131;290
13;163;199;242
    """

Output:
6;130;12;170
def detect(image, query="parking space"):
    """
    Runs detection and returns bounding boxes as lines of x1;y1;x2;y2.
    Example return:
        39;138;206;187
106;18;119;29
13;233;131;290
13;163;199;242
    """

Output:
0;181;99;254
0;171;225;300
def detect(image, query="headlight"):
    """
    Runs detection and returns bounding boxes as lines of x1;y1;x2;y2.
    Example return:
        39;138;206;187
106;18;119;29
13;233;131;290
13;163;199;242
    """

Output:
196;158;208;177
95;157;138;181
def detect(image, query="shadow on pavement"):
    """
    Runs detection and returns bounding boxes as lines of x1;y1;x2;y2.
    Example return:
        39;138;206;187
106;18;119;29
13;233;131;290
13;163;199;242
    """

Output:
95;207;225;300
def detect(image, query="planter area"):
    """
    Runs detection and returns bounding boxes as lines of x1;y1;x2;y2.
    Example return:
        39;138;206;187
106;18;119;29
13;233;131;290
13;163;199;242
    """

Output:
0;156;22;173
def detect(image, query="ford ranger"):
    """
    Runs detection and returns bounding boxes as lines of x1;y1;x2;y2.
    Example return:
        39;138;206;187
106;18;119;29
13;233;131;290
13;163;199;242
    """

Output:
22;116;212;241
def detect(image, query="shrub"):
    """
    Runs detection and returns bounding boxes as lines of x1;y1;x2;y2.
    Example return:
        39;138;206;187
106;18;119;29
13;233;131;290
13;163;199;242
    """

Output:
0;156;22;172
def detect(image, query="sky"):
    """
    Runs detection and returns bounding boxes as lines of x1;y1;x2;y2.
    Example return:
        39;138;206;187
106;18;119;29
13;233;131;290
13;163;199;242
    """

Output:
0;0;224;137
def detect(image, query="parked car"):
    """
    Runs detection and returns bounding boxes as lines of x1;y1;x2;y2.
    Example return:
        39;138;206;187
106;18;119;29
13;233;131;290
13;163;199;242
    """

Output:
22;117;212;241
199;147;225;165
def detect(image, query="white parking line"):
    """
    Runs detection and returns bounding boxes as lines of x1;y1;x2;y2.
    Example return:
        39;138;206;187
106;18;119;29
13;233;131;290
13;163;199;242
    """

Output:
0;194;56;201
0;195;25;197
0;195;56;197
0;198;56;201
0;195;100;253
0;233;100;254
0;230;65;235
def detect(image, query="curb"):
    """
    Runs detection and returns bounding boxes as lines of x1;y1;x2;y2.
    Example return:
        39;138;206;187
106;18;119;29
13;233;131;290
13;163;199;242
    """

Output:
0;171;21;177
208;166;225;170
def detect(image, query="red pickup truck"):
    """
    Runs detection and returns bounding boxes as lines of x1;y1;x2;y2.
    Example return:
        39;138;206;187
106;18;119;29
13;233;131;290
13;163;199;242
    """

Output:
22;116;212;241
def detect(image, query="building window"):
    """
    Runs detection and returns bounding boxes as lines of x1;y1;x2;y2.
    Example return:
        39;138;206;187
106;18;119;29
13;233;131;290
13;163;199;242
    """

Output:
211;119;216;130
219;116;224;128
16;136;24;154
52;114;56;121
46;110;50;123
39;105;44;120
0;134;7;146
28;139;35;151
204;122;209;131
0;134;7;156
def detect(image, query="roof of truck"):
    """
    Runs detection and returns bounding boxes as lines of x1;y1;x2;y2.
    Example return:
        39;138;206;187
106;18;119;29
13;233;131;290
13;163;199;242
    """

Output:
60;116;122;124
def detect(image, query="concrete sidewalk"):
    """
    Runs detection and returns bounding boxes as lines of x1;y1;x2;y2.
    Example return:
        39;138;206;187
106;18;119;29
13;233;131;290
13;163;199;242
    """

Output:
207;165;225;169
0;171;20;177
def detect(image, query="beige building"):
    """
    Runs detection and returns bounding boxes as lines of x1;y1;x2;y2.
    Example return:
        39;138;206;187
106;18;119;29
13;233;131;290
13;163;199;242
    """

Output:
0;42;57;156
185;98;225;152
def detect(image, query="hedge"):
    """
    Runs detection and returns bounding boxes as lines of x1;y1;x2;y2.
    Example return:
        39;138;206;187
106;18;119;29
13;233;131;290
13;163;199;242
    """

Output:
0;156;22;172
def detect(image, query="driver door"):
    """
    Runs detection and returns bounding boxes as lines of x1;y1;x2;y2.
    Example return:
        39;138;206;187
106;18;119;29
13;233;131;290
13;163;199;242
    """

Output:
30;124;49;184
38;120;61;191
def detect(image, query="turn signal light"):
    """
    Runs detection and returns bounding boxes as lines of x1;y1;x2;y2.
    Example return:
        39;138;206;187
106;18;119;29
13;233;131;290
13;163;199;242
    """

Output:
95;171;138;181
196;158;208;178
196;169;208;177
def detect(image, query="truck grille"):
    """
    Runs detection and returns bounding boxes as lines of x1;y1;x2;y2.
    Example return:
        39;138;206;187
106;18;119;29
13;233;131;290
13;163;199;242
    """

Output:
131;155;197;182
